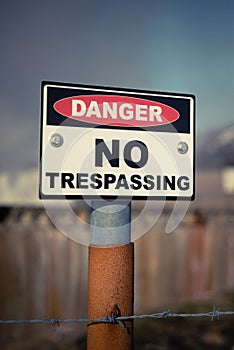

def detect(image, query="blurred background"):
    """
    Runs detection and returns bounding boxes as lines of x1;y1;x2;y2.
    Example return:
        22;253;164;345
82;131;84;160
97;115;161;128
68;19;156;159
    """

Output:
0;1;234;349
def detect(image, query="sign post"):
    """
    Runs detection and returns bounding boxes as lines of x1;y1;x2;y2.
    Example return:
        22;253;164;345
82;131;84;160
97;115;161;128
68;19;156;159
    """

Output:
88;200;133;349
39;81;195;350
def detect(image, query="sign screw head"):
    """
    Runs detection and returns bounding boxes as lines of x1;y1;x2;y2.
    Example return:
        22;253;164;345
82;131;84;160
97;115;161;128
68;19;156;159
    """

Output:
50;133;64;147
177;141;189;154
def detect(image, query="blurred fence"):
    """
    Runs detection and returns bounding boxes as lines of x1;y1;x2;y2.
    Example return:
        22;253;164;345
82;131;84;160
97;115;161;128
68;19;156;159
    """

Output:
0;206;234;345
135;209;234;312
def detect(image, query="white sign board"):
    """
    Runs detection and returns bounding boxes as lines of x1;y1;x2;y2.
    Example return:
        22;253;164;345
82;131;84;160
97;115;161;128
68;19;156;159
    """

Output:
39;81;195;200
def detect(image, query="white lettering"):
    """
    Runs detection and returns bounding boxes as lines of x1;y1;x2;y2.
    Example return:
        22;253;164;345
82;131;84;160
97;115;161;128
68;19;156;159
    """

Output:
149;106;163;122
72;100;86;116
119;103;133;120
72;99;165;123
103;102;117;119
136;104;147;121
86;101;101;118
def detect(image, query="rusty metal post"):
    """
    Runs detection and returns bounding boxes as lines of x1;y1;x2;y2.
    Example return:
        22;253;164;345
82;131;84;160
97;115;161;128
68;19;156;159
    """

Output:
87;200;134;350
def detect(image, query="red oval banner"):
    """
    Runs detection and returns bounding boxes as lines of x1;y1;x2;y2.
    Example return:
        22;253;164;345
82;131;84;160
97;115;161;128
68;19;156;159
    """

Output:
53;95;180;127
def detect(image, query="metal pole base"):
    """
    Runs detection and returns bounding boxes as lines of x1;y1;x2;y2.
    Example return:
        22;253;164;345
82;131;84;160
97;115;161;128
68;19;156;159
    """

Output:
87;243;134;350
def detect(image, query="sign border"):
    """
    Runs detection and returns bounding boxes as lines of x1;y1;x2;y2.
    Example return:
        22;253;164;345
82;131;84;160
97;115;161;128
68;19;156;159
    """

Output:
39;81;195;201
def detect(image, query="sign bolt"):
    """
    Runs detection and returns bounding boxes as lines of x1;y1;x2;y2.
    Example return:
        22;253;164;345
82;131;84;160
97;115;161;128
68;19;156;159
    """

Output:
50;133;64;147
177;141;189;154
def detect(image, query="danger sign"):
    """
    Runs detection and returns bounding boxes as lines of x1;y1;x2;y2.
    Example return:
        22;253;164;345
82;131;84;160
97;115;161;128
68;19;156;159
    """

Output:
39;81;195;200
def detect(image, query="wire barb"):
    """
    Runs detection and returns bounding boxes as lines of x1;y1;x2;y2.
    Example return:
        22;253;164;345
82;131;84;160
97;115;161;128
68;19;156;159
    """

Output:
49;318;60;331
210;305;220;322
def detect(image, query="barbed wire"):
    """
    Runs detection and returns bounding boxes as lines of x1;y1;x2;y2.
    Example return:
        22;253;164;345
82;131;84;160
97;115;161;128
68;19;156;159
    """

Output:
0;307;234;330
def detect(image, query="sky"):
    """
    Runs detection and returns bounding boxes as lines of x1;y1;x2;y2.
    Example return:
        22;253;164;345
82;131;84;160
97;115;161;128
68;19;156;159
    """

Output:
0;0;233;172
